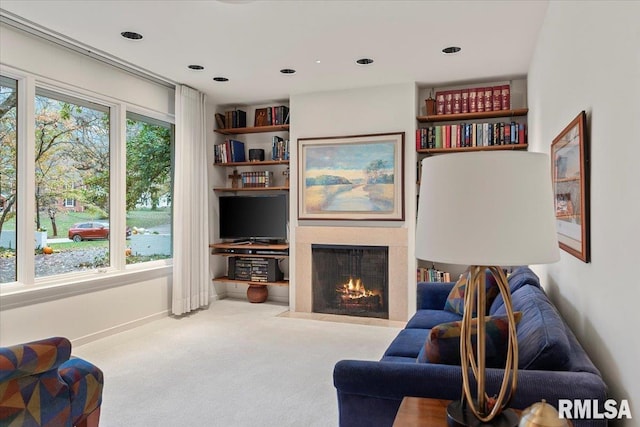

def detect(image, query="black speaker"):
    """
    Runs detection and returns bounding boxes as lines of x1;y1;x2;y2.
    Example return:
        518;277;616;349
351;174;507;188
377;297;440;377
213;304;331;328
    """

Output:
248;149;265;161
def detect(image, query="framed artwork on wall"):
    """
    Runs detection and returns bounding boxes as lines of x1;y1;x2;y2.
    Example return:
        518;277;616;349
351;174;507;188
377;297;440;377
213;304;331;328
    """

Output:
298;132;405;221
551;111;590;262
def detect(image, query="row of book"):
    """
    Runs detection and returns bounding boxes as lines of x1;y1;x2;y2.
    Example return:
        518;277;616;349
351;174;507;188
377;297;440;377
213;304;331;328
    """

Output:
255;105;290;127
272;136;289;161
435;85;510;115
416;122;527;150
232;258;271;282
241;171;274;188
417;267;451;283
215;109;247;129
214;139;246;163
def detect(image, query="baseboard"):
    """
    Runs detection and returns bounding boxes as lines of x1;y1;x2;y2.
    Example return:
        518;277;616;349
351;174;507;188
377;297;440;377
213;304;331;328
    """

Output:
72;310;169;347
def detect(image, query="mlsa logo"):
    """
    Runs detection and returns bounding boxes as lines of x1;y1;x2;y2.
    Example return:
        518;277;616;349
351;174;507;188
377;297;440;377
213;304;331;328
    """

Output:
558;399;632;420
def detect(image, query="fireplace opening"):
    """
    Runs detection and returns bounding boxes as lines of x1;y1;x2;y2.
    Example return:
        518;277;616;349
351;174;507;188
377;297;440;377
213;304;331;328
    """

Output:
312;244;389;319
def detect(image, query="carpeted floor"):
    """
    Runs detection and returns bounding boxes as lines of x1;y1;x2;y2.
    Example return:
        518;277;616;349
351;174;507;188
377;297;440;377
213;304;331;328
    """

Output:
74;298;403;427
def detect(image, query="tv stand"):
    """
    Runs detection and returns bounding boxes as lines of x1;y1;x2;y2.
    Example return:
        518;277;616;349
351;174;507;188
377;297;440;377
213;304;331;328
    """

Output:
209;242;289;303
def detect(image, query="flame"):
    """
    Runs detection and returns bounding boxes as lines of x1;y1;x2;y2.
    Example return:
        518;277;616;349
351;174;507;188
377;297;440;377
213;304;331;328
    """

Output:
338;277;376;299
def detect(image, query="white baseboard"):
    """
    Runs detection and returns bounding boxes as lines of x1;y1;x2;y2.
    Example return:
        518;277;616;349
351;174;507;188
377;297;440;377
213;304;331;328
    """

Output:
72;310;169;347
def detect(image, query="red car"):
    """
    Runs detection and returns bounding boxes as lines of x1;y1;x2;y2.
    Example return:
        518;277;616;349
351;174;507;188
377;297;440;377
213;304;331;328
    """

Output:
68;222;132;242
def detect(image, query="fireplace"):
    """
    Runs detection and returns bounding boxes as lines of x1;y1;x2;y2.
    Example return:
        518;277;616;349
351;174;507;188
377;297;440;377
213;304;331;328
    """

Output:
312;244;389;319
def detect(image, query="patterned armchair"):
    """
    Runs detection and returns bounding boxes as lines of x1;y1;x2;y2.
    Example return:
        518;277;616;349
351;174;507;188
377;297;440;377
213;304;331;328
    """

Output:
0;337;103;427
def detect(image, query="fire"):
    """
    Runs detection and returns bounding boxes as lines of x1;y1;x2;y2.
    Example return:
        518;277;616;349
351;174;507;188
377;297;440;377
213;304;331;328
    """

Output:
338;277;376;299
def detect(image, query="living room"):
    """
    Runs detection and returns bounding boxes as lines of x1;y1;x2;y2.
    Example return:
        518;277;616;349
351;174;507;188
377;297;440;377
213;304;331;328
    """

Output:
1;1;638;426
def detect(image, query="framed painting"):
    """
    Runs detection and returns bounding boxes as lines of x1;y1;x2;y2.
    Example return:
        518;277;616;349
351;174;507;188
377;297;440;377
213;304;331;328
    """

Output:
551;111;590;262
298;132;405;220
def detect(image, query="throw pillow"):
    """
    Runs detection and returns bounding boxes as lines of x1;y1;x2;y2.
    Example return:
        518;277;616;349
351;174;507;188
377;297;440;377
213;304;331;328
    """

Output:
417;312;522;367
444;268;501;316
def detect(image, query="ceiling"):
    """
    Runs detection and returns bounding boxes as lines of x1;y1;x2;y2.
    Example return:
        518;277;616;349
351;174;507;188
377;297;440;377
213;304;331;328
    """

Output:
0;1;548;107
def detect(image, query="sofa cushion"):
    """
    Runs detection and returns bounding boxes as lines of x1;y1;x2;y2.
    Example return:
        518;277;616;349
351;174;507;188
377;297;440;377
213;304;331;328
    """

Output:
444;268;500;316
417;312;522;367
494;285;571;370
405;309;462;329
382;328;430;359
489;266;541;315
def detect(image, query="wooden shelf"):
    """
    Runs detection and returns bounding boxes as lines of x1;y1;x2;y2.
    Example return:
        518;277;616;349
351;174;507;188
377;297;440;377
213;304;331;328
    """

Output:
416;108;528;123
214;159;289;167
214;124;289;135
212;276;289;287
214;186;289;192
210;242;289;250
417;144;528;154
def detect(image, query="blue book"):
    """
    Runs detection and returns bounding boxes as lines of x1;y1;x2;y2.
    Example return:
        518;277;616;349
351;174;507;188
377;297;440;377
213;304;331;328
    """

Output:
228;139;246;162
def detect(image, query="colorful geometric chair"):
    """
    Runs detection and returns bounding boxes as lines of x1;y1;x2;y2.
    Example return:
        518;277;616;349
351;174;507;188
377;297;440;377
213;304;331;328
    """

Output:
0;337;103;427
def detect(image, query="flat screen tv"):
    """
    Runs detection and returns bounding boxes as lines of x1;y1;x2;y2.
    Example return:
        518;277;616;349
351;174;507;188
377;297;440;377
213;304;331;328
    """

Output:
218;194;288;243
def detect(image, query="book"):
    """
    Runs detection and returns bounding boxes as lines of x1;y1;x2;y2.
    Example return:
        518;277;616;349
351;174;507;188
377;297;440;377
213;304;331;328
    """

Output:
215;113;225;129
484;87;493;111
461;89;469;114
436;91;446;115
444;91;453;115
254;108;269;127
469;88;477;113
492;86;502;111
476;87;485;112
228;139;246;162
452;90;462;114
501;84;511;110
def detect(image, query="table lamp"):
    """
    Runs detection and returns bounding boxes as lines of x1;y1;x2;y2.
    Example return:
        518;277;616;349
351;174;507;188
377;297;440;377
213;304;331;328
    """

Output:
415;151;560;426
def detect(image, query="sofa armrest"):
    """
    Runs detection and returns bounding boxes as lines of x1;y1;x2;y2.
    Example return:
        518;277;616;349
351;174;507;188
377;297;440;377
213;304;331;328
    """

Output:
0;337;72;382
334;361;608;427
416;282;455;310
59;357;104;425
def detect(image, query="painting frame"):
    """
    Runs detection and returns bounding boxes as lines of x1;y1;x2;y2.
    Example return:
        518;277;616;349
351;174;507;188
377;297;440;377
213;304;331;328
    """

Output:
551;111;590;262
298;132;405;221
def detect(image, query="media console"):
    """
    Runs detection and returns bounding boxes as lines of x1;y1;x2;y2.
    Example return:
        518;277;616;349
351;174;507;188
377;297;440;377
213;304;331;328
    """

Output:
209;242;289;303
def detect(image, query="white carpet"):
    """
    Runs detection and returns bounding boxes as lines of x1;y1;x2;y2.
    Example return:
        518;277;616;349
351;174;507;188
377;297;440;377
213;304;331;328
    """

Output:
73;299;403;427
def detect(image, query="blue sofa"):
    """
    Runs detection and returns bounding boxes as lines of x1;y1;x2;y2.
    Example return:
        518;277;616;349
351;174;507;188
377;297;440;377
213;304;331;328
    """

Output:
333;267;607;427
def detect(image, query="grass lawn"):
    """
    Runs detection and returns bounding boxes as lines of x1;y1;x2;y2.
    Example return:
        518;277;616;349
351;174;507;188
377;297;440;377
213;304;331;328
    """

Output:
1;208;171;237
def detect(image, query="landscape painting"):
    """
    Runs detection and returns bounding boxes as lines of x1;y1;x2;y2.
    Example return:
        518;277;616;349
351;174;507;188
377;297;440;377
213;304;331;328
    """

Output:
298;133;404;220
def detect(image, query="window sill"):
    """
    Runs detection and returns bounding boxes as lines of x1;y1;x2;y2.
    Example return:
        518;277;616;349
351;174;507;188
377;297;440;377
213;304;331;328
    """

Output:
0;263;173;310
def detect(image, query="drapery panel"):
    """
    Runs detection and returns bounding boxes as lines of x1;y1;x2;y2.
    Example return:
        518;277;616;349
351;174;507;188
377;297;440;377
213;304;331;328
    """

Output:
172;85;209;315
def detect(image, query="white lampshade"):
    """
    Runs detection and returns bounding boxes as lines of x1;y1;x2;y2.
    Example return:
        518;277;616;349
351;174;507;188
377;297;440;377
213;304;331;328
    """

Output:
416;151;560;266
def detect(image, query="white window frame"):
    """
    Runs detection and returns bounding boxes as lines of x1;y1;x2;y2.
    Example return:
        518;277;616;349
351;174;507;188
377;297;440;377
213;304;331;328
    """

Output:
0;64;175;309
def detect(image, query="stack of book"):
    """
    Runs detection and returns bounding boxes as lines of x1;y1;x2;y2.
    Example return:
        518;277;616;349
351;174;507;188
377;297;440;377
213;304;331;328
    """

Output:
417;266;451;283
272;136;289;160
215;109;247;129
241;171;274;188
214;139;246;163
416;122;526;149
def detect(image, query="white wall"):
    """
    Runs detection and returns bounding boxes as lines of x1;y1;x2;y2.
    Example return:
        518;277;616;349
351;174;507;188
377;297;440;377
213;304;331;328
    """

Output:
289;83;418;317
0;24;176;346
528;2;640;423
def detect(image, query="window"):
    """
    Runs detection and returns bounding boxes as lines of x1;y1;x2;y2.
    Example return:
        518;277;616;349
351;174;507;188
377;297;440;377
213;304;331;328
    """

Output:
63;198;76;208
34;88;111;278
125;112;173;264
0;76;17;284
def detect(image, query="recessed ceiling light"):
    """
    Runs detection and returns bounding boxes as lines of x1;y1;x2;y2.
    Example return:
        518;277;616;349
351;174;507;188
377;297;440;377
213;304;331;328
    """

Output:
213;77;229;82
188;65;204;70
442;46;462;55
356;58;374;65
315;60;321;64
280;68;296;74
121;31;143;40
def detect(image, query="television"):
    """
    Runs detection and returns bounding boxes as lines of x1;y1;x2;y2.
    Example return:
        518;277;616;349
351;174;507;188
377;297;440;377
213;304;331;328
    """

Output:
218;194;288;243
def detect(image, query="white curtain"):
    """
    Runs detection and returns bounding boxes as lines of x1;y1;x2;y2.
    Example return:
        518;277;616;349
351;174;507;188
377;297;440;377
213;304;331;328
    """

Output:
172;85;210;315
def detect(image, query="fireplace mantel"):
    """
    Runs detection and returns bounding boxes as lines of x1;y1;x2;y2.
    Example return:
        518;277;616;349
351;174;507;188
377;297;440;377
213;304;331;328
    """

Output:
295;226;408;321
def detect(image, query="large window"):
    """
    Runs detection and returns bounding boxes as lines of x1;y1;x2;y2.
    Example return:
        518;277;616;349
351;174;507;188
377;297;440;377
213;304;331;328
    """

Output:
125;113;173;264
0;76;17;284
34;88;111;278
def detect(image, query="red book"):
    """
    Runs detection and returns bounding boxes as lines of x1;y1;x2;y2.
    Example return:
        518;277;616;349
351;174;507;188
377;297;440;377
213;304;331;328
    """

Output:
461;89;469;114
476;87;485;112
444;91;453;115
436;91;446;115
452;90;462;114
501;84;511;110
492;86;502;111
518;124;526;144
445;125;451;148
484;87;493;111
416;129;421;150
469;88;478;113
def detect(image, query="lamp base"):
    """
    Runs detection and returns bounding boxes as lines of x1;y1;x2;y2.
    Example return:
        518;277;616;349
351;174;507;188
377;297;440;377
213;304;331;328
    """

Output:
447;400;519;427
